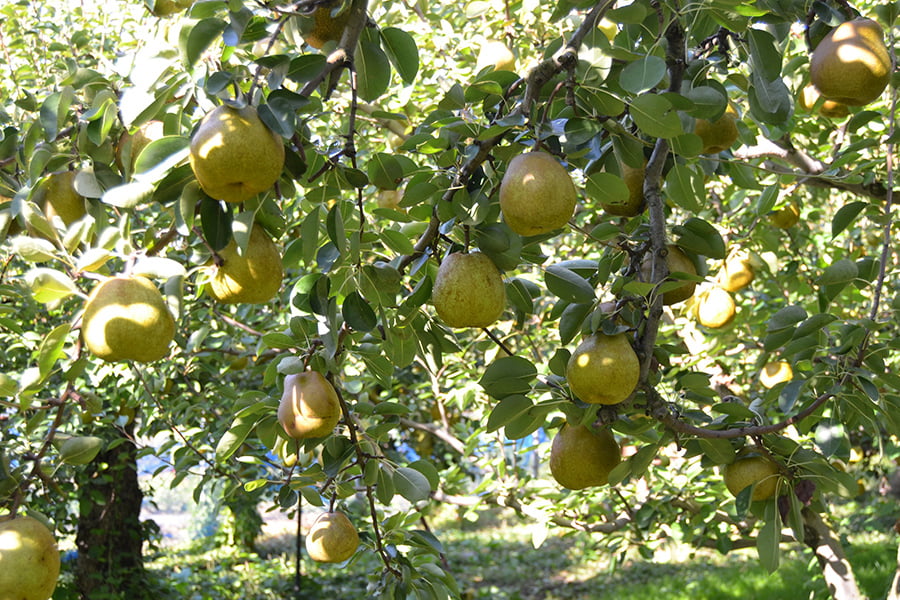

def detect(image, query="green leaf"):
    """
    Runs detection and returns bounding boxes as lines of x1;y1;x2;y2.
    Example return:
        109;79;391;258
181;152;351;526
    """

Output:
664;164;704;213
479;356;537;398
817;258;858;286
629;94;683;139
342;291;378;331
747;29;783;82
38;324;70;379
25;268;81;304
380;229;416;255
699;438;736;464
394;466;432;503
506;278;534;315
381;27;419;84
756;504;781;573
831;201;867;238
200;197;232;251
367;152;405;190
672;218;726;258
584;172;629;210
357;40;391;102
59;436;103;465
185;18;227;69
486;395;533;432
559;303;592;345
215;418;255;462
101;181;155;209
544;264;595;304
619;56;666;94
767;304;807;331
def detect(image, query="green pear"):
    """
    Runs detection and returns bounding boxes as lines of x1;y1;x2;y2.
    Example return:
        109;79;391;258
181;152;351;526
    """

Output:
566;332;640;405
432;252;506;328
0;515;60;600
810;18;890;106
549;424;621;489
694;104;739;154
206;226;283;304
499;151;577;236
116;120;165;172
305;511;360;563
723;451;781;501
32;171;86;226
476;40;516;72
603;160;645;217
640;245;698;305
189;104;285;204
81;275;176;363
296;4;352;49
278;371;341;439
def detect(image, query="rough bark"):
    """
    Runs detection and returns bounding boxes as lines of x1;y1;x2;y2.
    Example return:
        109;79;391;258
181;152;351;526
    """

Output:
803;509;866;600
75;424;148;599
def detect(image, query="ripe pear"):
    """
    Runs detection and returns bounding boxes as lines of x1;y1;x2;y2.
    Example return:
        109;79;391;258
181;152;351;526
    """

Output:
206;226;283;304
81;275;176;363
810;18;891;106
723;451;780;501
769;201;800;229
32;171;86;226
432;252;506;328
297;4;351;49
716;252;754;292
694;104;739;154
116;120;165;172
0;515;60;600
640;245;698;305
189;104;285;204
499;151;577;236
695;286;736;329
305;511;359;563
566;332;640;405
278;371;341;439
798;84;849;119
597;17;617;41
150;0;192;17
603;160;645;217
760;360;793;389
549;424;621;489
476;40;516;72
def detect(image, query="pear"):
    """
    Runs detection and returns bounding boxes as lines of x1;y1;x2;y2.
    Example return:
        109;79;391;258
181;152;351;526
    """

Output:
278;371;341;439
206;226;283;304
297;4;351;49
0;515;60;600
150;0;192;17
32;171;86;226
549;424;621;489
798;84;849;119
603;160;645;217
695;286;736;329
189;104;285;204
769;201;800;229
723;451;780;501
476;40;516;72
432;252;505;328
499;151;577;236
760;361;793;389
81;275;176;363
810;18;891;106
566;332;640;405
305;511;359;563
694;104;739;154
116;120;165;172
640;245;698;305
716;252;754;292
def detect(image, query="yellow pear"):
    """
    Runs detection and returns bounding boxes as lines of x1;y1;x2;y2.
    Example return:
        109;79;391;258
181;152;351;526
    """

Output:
723;451;780;501
32;171;86;226
694;104;739;154
760;361;793;388
695;286;736;329
798;84;849;119
810;18;891;106
189;104;285;204
206;226;283;304
549;424;621;489
305;511;359;563
297;4;352;49
81;275;176;363
716;252;754;292
566;332;640;405
116;120;165;172
278;371;341;439
499;151;577;236
376;188;403;210
769;201;800;229
602;160;645;217
640;245;698;305
476;40;516;72
0;515;60;600
597;17;617;41
150;0;192;17
432;252;505;328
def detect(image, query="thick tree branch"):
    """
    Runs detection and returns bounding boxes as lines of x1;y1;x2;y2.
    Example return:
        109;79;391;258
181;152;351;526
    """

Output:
398;418;467;455
803;509;865;600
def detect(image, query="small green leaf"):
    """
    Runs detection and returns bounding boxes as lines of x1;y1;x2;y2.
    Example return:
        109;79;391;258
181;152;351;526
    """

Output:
831;201;867;238
357;40;391;102
619;56;666;94
59;436;103;465
629;94;683;139
544;264;595;304
756;505;781;573
672;217;726;258
38;324;70;379
102;181;155;209
665;164;704;213
342;291;378;331
381;27;419;84
394;466;432;503
215;418;255;462
25;268;81;304
185;18;228;69
817;258;858;286
479;356;537;398
486;395;533;432
767;305;807;331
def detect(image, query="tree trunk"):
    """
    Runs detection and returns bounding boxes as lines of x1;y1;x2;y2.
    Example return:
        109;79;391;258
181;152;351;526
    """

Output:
75;424;148;598
887;521;900;600
803;509;866;600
